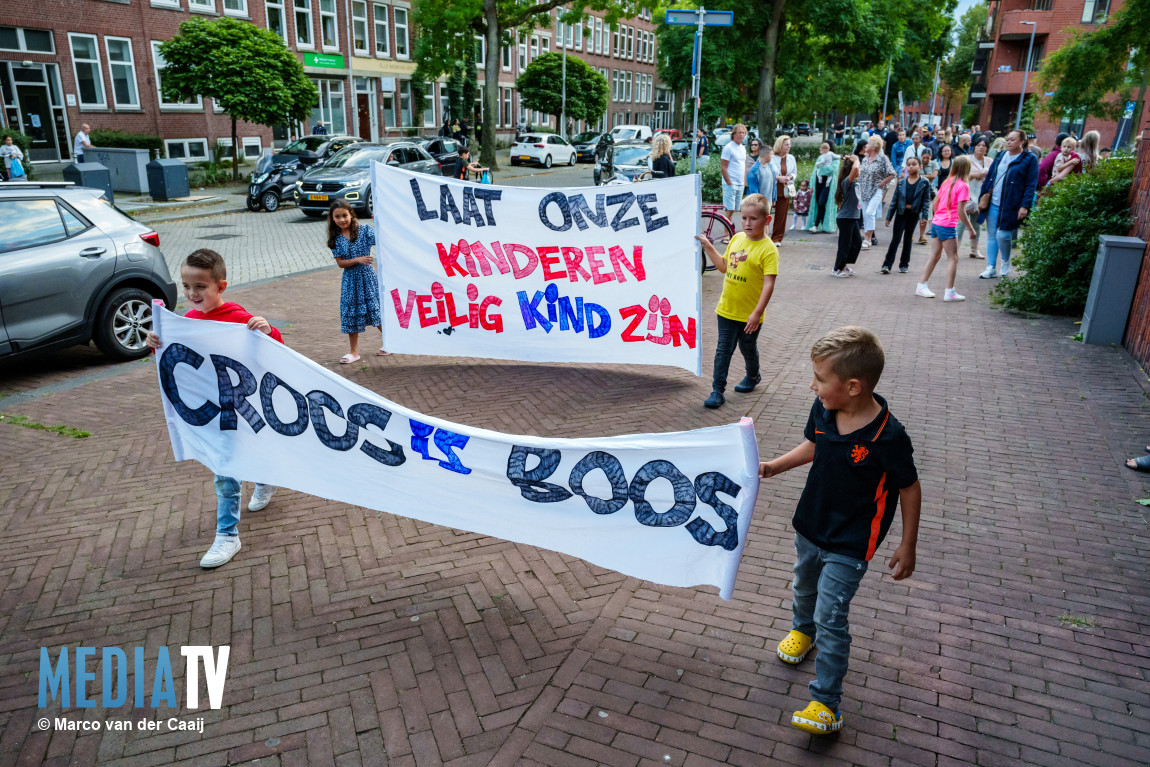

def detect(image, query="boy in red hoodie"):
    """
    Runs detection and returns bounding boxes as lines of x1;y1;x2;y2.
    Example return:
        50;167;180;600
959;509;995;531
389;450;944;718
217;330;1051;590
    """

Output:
146;249;283;568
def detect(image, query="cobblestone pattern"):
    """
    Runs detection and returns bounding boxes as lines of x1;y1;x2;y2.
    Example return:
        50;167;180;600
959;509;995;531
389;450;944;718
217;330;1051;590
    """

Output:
2;233;1150;767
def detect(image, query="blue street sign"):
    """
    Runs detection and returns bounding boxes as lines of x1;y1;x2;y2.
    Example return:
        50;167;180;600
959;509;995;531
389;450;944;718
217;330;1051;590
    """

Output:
1124;100;1137;119
665;9;734;26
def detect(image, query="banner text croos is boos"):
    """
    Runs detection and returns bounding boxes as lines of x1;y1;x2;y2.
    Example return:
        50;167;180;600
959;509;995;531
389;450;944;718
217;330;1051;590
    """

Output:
371;164;703;374
153;308;757;598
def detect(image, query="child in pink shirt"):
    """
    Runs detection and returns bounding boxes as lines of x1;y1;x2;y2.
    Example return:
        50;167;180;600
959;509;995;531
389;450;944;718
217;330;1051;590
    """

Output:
916;155;973;302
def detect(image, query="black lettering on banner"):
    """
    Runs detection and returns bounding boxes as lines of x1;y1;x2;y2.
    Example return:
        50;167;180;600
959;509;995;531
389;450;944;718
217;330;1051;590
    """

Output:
635;194;670;232
347;404;406;466
259;372;309;436
210;354;265;433
688;472;741;551
629;459;696;527
306;390;359;451
158;343;221;426
569;451;628;515
606;192;640;232
538;192;573;232
569;194;608;231
471;188;503;225
440;184;463;224
410;179;439;221
507;445;572;503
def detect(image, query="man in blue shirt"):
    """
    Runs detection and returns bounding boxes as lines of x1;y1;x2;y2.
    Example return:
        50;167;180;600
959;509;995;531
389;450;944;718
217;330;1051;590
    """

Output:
891;129;912;176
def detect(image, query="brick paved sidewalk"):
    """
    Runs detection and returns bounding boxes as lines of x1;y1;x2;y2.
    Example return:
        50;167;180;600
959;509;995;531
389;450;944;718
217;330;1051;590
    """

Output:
2;232;1149;767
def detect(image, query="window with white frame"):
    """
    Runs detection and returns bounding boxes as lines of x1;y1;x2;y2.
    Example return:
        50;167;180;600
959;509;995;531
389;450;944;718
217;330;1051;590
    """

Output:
626;27;633;59
595;18;603;54
0;26;56;53
267;0;288;43
611;70;618;101
502;43;511;70
189;0;215;12
518;35;526;69
530;35;538;61
164;138;208;160
294;0;314;48
423;83;435;126
105;37;139;109
373;4;389;56
394;7;409;58
575;20;582;50
319;0;338;50
626;71;632;102
556;18;565;47
612;26;619;56
69;34;106;108
475;35;485;66
216;136;263;158
151;40;201;108
439;84;449;123
224;0;247;15
541;36;549;54
150;0;180;8
503;87;512;126
352;1;368;54
565;20;574;48
518;96;525;125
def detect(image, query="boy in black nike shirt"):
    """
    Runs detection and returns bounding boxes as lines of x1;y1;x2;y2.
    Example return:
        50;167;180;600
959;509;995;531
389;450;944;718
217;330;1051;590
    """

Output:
759;326;921;735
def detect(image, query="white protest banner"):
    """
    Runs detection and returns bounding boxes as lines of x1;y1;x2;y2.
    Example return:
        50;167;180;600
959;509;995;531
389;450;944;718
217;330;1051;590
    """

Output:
370;163;703;375
153;307;759;598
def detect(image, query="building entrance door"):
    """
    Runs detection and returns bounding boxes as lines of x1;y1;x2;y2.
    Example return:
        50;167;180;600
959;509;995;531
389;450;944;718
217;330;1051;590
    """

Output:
16;84;58;161
357;94;372;141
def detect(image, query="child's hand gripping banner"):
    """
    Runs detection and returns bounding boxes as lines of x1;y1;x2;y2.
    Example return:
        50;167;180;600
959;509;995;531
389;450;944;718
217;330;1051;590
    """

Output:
371;163;704;375
153;307;757;598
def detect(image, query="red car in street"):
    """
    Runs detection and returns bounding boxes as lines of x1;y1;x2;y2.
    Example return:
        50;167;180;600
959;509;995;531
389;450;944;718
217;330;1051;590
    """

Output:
655;129;682;140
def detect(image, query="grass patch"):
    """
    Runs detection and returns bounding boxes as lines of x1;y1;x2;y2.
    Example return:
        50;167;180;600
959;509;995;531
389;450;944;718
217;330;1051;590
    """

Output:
0;413;90;439
1057;615;1095;629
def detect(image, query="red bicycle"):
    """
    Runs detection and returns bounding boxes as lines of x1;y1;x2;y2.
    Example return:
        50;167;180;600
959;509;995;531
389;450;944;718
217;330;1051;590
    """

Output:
698;204;735;273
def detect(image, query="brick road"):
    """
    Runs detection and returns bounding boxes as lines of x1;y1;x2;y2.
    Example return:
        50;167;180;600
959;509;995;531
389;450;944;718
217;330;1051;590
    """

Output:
2;228;1149;767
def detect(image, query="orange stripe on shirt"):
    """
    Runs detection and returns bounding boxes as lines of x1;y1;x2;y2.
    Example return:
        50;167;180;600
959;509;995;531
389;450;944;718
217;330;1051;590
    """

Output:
871;412;890;441
865;473;888;560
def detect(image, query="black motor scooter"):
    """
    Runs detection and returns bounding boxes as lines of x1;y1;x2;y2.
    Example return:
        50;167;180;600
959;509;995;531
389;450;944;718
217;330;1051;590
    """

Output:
247;151;318;212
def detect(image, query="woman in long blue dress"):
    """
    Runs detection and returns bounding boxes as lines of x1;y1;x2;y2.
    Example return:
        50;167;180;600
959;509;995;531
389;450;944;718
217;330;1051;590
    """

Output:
328;200;384;362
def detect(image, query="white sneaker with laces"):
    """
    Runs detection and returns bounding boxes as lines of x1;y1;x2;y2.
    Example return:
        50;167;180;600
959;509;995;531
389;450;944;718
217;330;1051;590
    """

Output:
979;267;998;279
200;535;241;568
248;484;276;512
916;283;935;298
999;260;1012;277
944;289;966;302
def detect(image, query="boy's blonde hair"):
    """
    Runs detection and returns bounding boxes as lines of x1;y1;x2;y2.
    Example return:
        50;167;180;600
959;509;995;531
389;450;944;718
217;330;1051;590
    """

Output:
740;193;770;218
184;249;227;283
811;326;884;390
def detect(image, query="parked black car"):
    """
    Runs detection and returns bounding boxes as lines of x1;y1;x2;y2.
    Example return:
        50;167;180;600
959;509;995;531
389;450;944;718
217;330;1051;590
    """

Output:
269;135;363;166
796;123;813;136
571;131;604;163
416;137;462;176
670;139;692;161
295;141;441;218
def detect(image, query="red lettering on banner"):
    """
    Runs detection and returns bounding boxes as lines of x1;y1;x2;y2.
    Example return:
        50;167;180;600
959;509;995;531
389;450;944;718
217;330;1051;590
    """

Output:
436;240;471;277
608;245;646;283
538;246;567;281
416;294;437;328
445;293;470;327
619;305;645;342
392;289;417;329
585;246;614;285
480;296;504;332
561;246;592;283
471;241;511;276
504;244;539;279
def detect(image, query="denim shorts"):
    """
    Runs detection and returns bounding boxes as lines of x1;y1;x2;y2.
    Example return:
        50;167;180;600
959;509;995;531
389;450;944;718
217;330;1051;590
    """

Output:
930;223;956;241
722;182;744;211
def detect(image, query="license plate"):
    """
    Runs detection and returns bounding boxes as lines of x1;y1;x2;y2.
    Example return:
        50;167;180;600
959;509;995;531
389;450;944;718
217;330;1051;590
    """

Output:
519;155;532;161
309;194;329;201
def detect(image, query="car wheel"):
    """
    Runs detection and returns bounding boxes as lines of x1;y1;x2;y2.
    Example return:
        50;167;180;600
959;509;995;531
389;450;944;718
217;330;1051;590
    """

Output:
93;287;155;361
568;151;576;166
365;190;374;217
510;158;520;166
302;209;324;218
246;195;261;212
543;154;552;168
261;191;280;212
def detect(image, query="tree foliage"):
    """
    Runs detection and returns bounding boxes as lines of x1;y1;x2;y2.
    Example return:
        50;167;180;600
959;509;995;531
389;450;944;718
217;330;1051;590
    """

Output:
1039;0;1150;123
941;1;988;108
158;17;317;179
517;52;608;125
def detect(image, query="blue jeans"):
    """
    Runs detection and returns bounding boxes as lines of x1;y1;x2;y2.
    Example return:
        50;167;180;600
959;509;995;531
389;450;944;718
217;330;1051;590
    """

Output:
214;475;273;536
984;203;1015;270
711;314;760;392
792;532;869;711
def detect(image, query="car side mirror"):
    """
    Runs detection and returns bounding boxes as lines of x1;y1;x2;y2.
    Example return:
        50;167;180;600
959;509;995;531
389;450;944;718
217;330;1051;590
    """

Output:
297;151;319;166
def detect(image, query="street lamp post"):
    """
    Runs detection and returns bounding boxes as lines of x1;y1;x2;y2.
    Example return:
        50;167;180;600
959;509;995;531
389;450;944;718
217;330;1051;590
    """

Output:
1015;20;1037;131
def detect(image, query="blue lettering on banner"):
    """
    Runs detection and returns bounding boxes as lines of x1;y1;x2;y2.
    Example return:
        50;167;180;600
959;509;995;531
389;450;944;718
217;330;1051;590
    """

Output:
518;284;610;338
505;446;742;549
409;420;472;474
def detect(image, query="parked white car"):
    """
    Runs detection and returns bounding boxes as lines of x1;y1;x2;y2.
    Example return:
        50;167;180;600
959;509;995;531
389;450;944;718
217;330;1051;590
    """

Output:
610;124;653;142
509;134;577;168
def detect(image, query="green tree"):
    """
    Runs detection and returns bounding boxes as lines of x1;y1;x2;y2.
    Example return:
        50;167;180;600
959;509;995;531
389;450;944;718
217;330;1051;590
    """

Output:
412;0;655;170
517;52;608;128
158;17;317;180
941;1;988;112
1039;0;1150;146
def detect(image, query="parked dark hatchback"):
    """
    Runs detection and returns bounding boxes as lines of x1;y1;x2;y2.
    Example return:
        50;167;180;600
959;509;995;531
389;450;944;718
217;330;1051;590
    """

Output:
571;131;604;162
295;141;441;217
270;134;363;167
416;137;462;176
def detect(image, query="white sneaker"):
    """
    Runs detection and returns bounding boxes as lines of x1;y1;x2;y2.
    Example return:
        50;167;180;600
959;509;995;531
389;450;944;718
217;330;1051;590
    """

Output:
861;240;871;250
831;269;843;277
943;289;966;302
808;226;818;233
248;484;275;512
200;535;241;568
999;260;1012;277
916;283;935;298
978;267;998;279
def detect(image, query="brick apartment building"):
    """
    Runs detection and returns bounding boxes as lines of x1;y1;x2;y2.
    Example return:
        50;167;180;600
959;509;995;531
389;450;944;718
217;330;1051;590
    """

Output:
0;2;664;167
968;0;1146;147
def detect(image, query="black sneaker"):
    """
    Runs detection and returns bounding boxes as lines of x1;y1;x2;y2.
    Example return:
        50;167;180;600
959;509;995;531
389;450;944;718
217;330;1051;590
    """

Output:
704;390;725;408
733;375;761;393
881;266;891;274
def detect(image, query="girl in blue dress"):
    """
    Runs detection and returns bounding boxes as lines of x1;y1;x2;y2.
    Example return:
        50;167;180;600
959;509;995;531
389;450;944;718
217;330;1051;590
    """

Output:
328;200;384;362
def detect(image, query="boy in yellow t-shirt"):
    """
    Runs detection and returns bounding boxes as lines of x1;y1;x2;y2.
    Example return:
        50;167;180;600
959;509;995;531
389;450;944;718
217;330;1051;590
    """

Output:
695;193;779;408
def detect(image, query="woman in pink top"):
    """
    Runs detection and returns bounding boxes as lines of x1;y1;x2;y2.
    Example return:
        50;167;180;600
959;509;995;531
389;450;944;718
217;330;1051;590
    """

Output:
916;154;972;302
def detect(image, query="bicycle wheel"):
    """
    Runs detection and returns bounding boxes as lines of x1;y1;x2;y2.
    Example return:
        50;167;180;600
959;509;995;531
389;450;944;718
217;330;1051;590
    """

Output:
698;211;735;272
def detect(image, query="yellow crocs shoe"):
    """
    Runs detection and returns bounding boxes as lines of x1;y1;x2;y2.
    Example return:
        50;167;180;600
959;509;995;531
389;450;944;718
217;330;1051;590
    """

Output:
777;630;813;664
792;700;843;734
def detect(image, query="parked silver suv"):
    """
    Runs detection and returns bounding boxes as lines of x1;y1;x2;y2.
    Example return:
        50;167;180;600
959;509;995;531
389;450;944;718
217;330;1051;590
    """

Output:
0;182;177;362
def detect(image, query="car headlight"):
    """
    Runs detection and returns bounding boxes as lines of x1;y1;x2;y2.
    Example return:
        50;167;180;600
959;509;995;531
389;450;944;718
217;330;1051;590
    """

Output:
254;173;269;184
343;180;364;188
